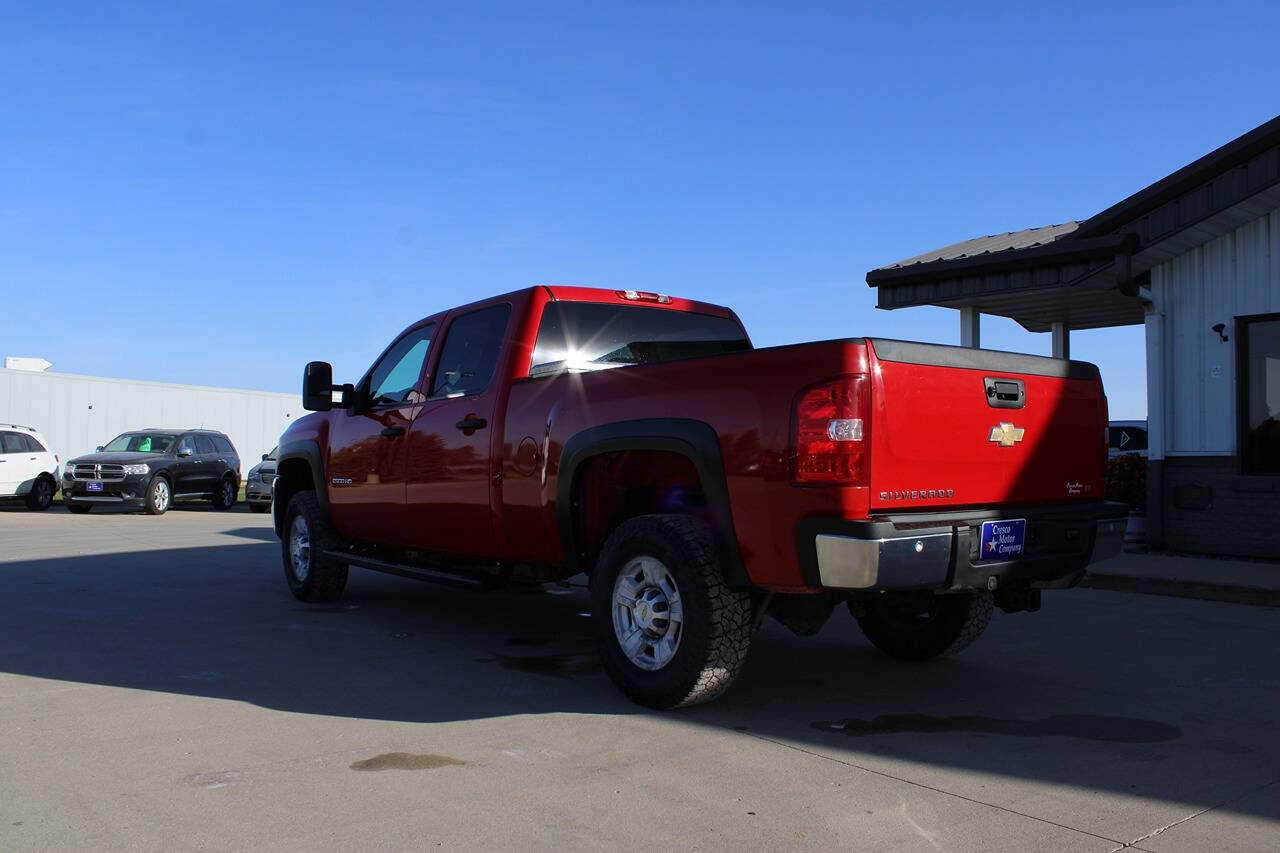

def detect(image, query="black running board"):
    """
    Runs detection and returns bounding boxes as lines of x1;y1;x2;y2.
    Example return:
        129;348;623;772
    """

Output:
321;549;492;591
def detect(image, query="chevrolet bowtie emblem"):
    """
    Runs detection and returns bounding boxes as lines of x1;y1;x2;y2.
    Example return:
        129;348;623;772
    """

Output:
988;422;1025;447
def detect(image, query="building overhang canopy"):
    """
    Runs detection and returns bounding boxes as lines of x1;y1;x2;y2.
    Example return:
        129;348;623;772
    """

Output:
866;113;1280;332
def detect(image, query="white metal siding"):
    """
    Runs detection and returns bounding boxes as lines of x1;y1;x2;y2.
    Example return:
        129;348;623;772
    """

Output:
1149;208;1280;456
0;369;298;476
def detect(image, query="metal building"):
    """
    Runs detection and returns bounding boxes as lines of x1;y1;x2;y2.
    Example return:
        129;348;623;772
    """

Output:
865;114;1280;559
0;366;298;477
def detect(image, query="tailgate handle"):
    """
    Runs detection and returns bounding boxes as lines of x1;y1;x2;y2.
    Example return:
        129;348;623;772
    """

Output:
984;377;1026;409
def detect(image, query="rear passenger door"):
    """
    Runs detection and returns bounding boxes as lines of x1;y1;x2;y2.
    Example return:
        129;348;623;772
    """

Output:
195;434;220;493
211;434;240;482
404;303;512;556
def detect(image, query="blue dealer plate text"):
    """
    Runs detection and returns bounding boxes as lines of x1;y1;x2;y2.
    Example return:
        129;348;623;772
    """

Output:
979;519;1025;560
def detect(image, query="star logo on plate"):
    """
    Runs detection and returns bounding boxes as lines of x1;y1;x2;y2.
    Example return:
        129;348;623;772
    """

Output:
988;422;1026;447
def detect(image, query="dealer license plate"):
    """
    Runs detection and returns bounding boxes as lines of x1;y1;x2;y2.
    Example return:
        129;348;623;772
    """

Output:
86;481;103;492
979;519;1025;560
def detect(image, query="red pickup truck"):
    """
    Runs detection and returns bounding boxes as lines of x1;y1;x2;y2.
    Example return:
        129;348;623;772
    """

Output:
273;286;1125;708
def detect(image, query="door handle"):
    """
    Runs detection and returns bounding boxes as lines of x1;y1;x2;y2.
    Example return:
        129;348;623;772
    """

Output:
455;417;487;431
380;426;406;438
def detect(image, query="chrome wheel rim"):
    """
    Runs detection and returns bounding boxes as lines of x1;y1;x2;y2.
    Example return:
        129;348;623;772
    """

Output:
290;515;311;582
153;479;170;511
612;556;683;671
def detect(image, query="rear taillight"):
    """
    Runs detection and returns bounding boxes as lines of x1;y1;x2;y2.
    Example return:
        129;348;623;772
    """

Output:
792;375;869;485
1100;395;1110;480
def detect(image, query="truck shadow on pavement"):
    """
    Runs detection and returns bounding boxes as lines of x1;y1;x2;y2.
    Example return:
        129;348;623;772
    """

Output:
2;537;1278;823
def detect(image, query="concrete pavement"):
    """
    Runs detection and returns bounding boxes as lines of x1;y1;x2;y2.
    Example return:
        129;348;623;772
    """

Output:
2;504;1278;851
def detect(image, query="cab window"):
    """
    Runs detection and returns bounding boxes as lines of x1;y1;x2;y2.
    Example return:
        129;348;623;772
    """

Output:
177;435;197;455
0;432;23;453
195;435;217;454
366;324;436;407
430;305;512;398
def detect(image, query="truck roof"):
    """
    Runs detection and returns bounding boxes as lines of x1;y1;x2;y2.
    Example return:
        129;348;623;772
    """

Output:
541;285;738;321
440;285;739;323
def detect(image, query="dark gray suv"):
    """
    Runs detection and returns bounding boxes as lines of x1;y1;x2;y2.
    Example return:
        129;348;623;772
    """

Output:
63;429;241;515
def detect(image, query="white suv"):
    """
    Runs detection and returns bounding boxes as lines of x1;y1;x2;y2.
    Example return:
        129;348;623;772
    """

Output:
0;424;61;511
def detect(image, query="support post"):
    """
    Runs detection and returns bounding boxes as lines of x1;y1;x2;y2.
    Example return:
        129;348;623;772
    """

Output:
1051;321;1070;359
960;306;980;348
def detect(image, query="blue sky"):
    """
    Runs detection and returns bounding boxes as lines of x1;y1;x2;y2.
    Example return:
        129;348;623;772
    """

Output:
5;2;1279;418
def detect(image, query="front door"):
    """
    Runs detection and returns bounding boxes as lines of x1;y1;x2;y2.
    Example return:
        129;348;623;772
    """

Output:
327;322;437;544
172;434;204;495
404;302;511;556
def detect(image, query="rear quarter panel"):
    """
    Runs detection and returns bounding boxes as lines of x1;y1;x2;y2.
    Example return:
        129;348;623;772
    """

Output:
501;339;871;589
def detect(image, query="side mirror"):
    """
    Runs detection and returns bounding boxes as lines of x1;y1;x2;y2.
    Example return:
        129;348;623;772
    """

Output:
177;448;193;458
261;453;270;461
303;361;337;411
95;445;104;452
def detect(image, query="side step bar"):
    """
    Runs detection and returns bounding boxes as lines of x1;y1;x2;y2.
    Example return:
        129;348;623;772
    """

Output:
321;549;493;591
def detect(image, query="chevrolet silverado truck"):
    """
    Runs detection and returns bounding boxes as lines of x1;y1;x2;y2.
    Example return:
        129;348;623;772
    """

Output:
272;286;1126;708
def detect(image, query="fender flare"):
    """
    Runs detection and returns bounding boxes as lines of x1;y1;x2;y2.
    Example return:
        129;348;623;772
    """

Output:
273;439;326;535
556;418;749;588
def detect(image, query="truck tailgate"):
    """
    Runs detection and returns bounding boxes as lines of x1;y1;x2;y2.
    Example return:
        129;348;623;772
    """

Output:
867;339;1106;512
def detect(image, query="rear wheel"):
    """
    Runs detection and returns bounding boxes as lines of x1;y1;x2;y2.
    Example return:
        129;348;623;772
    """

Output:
145;477;172;515
591;514;754;709
25;475;55;511
851;591;993;660
282;490;348;602
211;476;236;510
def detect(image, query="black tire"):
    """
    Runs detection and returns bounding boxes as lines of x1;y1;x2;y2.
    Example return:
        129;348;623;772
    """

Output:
25;475;56;511
211;476;236;511
281;490;348;602
66;503;92;514
851;591;993;661
249;503;271;514
591;514;754;709
145;476;172;516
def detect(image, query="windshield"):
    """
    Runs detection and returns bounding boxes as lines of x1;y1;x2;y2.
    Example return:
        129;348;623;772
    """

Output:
529;302;750;377
102;433;177;454
266;445;279;460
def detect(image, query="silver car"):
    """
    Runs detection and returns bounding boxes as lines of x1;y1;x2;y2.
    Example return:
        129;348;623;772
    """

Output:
244;446;278;513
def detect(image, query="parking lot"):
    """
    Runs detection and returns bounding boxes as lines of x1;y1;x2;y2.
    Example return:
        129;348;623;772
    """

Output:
2;506;1277;851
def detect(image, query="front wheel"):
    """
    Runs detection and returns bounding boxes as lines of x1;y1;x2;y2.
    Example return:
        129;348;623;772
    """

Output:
145;476;172;515
281;491;348;602
591;514;754;709
851;591;993;660
25;476;55;511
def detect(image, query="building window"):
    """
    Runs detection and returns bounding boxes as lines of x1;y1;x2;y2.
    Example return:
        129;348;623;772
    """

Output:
1239;313;1280;474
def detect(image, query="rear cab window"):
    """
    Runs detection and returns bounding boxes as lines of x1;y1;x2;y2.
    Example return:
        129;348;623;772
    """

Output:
528;302;750;378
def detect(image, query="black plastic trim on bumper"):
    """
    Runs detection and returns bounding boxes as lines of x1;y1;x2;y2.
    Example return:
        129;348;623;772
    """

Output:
796;501;1129;592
